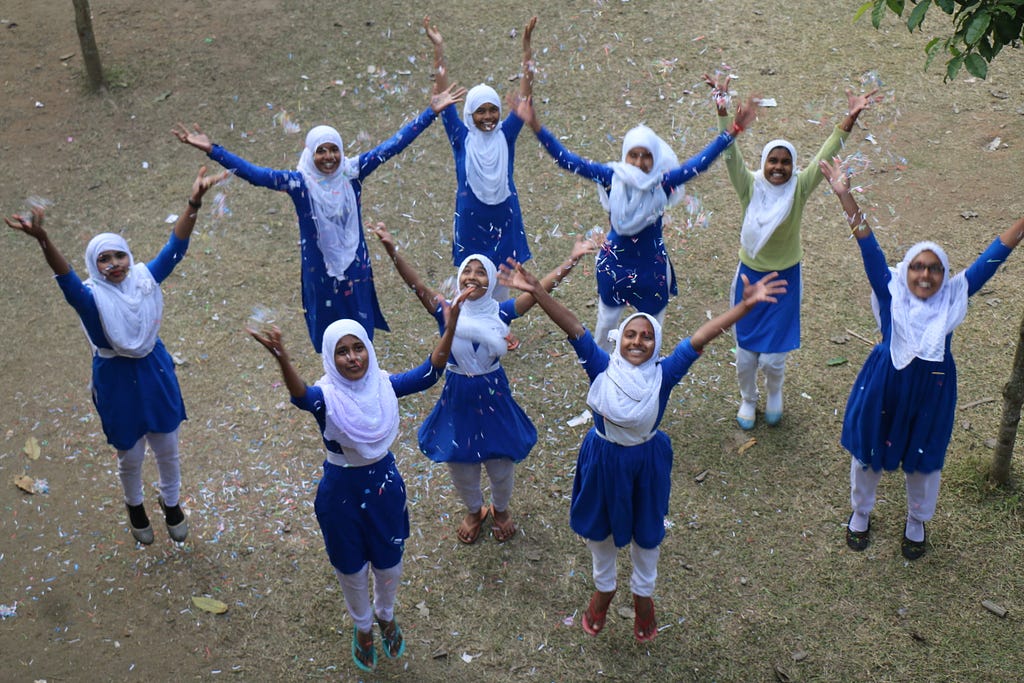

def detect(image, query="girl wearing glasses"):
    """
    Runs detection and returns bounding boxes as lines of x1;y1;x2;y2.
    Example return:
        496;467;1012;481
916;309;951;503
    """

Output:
820;157;1024;560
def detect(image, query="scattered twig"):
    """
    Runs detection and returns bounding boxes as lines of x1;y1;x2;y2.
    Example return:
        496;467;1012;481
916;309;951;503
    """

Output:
959;397;996;411
845;328;876;347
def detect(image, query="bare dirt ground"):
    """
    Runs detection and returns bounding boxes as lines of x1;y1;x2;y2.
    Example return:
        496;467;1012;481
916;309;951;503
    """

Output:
2;1;1024;681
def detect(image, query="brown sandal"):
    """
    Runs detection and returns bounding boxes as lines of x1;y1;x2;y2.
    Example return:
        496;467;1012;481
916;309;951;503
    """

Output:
490;506;517;542
456;508;488;544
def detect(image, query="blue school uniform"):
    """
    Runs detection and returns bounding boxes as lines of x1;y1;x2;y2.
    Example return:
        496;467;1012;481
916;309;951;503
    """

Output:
441;106;532;268
207;107;438;351
418;299;537;464
292;357;443;574
841;234;1011;474
534;128;734;314
56;231;188;451
567;330;701;549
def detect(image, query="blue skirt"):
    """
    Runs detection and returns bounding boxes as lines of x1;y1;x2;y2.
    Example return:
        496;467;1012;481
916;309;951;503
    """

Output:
570;429;673;549
841;346;957;474
732;261;802;353
314;454;408;574
418;367;537;464
91;339;186;450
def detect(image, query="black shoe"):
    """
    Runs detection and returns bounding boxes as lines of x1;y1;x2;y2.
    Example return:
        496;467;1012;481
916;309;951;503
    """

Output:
845;514;870;551
159;497;189;543
126;503;154;545
901;525;927;560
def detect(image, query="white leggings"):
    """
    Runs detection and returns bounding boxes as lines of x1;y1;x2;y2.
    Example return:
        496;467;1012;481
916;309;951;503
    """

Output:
117;430;181;507
849;458;942;523
447;459;515;513
735;347;787;403
595;300;667;355
335;561;403;632
586;536;661;597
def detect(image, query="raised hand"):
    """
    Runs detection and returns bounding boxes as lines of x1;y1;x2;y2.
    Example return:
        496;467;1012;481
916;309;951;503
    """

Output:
431;82;467;113
5;205;46;240
370;221;395;250
497;258;540;293
703;72;732;114
740;272;787;308
440;285;473;328
247;324;286;358
423;15;443;49
733;95;759;133
190;165;229;202
818;156;851;196
171;122;213;153
847;87;880;119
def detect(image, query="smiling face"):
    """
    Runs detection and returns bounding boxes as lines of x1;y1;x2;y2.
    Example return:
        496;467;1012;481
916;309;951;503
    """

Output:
458;259;490;300
906;249;945;300
96;249;131;284
625;146;654;173
333;334;369;381
763;146;794;185
619;316;657;366
313;142;340;174
471;102;500;132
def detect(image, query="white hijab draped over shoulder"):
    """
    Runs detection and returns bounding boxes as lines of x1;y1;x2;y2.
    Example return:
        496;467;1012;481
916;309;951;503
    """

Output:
297;125;363;279
871;241;969;370
741;139;798;258
600;125;682;237
84;233;162;358
449;254;509;375
587;312;664;446
462;85;511;205
316;320;399;461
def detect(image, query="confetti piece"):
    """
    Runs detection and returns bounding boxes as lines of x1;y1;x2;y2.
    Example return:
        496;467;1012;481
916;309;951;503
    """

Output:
23;436;40;460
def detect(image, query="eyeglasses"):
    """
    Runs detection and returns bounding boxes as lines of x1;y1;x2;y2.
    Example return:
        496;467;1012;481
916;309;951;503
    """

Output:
908;262;944;275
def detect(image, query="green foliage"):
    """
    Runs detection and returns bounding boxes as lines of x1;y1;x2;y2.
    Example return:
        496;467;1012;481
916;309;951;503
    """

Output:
857;0;1024;80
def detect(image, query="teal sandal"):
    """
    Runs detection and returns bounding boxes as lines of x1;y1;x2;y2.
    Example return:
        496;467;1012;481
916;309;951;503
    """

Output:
378;617;406;659
351;626;377;672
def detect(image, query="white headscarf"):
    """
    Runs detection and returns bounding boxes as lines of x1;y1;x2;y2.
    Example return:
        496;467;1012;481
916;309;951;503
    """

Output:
599;125;682;237
871;241;969;370
462;85;511;205
315;320;399;461
297;125;362;279
83;233;162;358
449;254;508;375
741;139;798;258
586;312;664;446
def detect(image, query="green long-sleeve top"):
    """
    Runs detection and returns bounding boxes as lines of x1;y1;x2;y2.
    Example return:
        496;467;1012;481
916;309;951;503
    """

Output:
718;115;849;272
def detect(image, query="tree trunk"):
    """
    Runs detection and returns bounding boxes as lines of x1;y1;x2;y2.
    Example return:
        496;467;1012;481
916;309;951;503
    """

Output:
991;310;1024;484
72;0;106;91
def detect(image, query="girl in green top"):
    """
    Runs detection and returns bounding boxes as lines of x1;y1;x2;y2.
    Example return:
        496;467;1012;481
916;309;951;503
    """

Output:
704;74;877;430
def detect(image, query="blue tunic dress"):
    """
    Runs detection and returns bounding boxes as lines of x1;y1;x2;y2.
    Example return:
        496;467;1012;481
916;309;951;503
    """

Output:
208;107;438;351
841;234;1011;474
441;105;532;268
292;357;443;574
534;128;735;314
418;299;537;464
568;330;700;549
56;232;189;451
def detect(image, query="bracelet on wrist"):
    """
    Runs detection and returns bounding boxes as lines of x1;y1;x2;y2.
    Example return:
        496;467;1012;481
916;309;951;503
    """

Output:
730;122;744;136
187;197;202;210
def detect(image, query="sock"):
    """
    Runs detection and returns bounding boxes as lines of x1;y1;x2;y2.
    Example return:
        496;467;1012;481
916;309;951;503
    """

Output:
127;503;150;529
